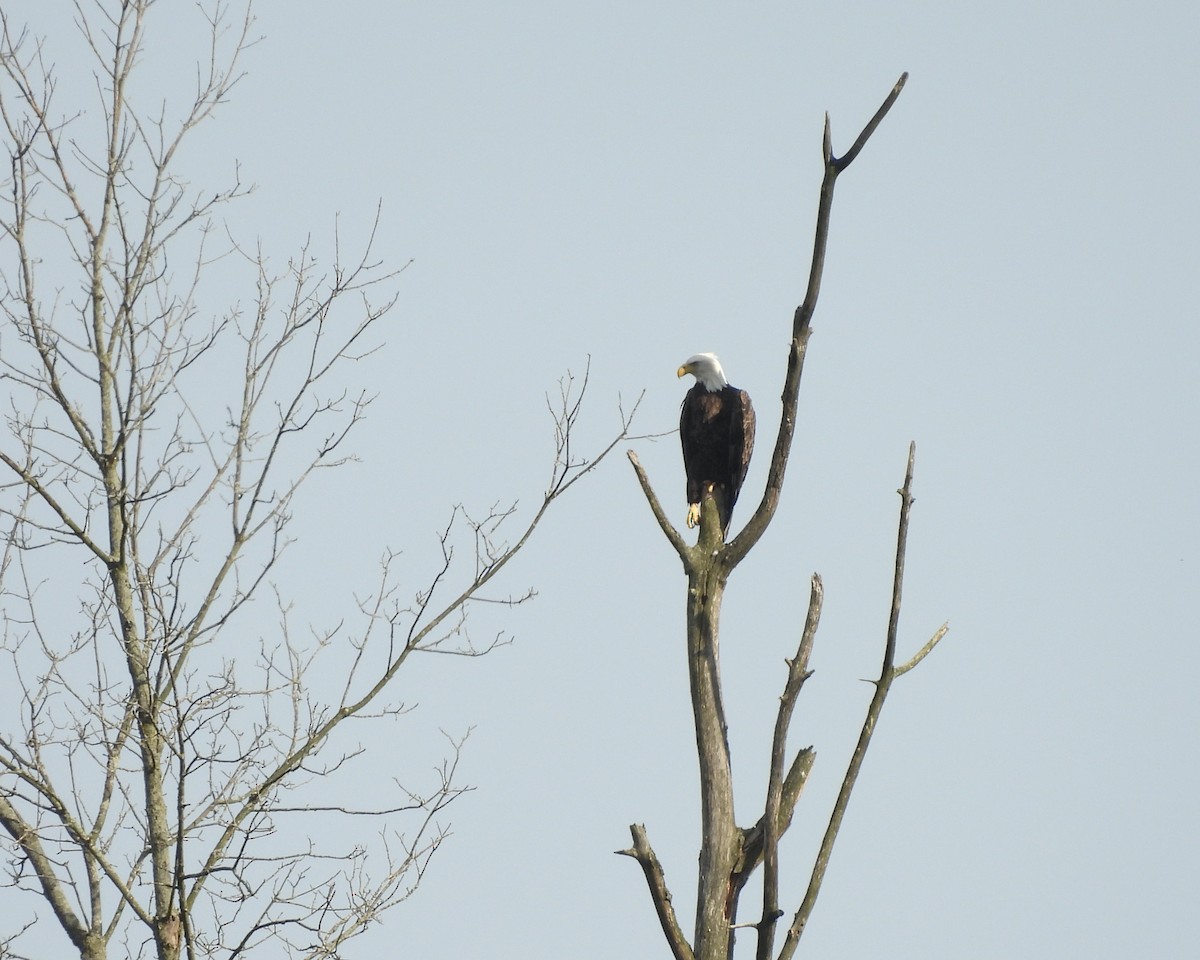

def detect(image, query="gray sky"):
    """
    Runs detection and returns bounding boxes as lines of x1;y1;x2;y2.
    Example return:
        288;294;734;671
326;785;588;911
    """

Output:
4;0;1198;957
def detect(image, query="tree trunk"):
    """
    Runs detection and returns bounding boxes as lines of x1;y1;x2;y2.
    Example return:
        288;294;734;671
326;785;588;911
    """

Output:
687;512;740;960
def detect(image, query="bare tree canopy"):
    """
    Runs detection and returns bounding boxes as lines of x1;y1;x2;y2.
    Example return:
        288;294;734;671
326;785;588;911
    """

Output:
0;3;637;958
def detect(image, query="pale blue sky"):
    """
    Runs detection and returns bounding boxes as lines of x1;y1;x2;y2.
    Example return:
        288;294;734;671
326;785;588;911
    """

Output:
3;0;1198;957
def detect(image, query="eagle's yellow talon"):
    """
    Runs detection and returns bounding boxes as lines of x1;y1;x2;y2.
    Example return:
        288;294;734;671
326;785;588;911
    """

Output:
686;503;701;529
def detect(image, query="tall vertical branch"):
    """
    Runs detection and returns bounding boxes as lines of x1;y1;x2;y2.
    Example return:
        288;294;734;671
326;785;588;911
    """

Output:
726;71;907;567
755;575;822;960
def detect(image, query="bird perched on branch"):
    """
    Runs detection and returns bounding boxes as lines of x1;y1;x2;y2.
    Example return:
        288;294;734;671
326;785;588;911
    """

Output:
677;353;755;537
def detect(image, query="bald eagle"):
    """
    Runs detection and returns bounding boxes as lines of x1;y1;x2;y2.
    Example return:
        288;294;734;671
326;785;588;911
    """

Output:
677;353;755;536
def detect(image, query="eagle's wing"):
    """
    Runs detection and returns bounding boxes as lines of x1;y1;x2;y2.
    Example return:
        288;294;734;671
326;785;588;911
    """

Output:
730;388;755;501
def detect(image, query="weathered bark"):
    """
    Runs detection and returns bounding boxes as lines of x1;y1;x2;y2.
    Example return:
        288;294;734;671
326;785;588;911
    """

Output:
686;504;738;958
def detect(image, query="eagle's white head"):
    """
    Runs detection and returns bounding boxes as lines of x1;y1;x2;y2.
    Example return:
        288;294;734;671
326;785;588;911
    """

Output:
677;353;728;393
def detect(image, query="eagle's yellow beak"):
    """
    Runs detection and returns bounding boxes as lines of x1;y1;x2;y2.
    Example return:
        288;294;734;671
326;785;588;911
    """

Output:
676;364;691;379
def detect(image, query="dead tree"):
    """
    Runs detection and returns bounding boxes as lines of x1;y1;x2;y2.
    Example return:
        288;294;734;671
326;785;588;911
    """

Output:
622;74;948;960
0;4;636;958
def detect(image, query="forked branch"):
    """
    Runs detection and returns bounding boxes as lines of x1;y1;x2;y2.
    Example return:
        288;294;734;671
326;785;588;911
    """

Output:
726;72;908;567
777;443;948;959
627;73;908;567
755;574;823;960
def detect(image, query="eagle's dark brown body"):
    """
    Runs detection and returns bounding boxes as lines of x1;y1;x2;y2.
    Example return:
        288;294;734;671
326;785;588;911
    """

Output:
680;383;755;535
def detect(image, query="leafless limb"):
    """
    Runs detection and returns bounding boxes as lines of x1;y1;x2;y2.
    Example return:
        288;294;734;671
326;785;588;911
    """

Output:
778;444;947;958
753;575;822;960
626;450;689;559
615;824;694;960
727;71;908;567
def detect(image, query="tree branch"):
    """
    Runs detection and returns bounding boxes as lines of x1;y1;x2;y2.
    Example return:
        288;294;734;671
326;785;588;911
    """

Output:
896;621;949;677
726;72;908;568
0;450;113;562
0;795;91;954
778;441;946;959
831;72;909;172
187;367;639;909
756;574;822;960
626;450;690;563
738;747;816;884
616;823;695;960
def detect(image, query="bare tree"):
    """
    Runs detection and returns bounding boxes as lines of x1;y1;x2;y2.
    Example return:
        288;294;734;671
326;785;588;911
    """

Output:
0;3;637;958
622;74;948;960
